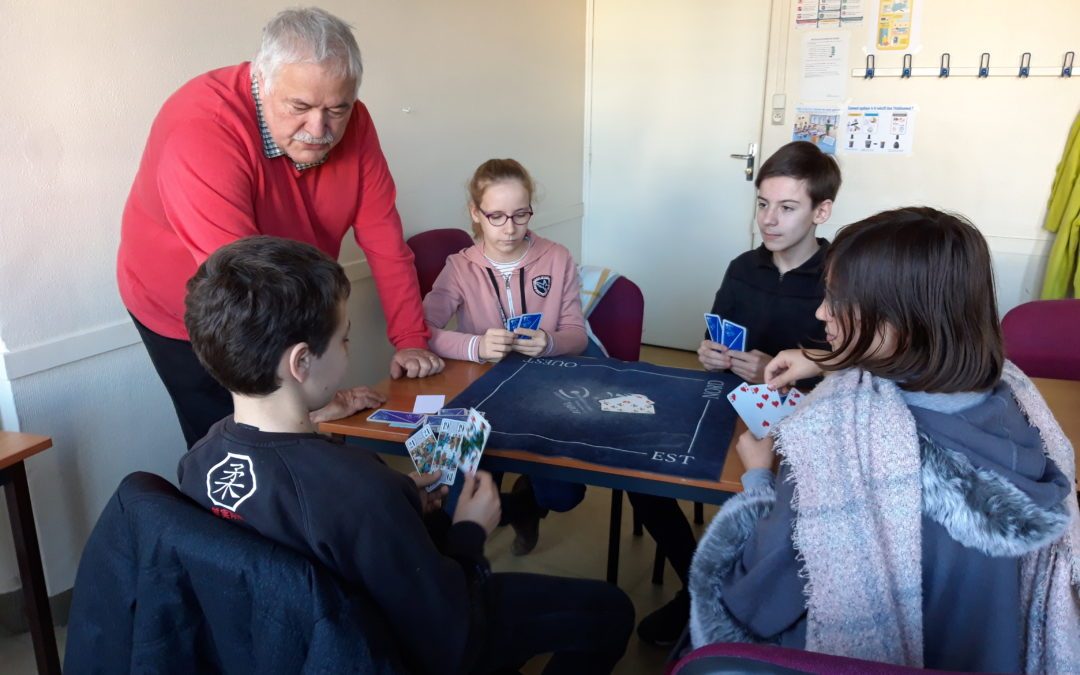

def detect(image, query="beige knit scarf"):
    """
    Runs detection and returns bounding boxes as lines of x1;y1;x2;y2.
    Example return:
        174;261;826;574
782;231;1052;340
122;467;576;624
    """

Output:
774;362;1080;671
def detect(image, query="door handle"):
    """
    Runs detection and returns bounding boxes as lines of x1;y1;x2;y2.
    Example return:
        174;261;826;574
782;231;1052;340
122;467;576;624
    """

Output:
729;142;757;181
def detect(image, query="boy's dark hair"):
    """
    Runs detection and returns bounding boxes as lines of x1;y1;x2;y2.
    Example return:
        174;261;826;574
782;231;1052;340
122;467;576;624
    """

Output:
184;236;351;396
755;141;842;206
816;207;1003;393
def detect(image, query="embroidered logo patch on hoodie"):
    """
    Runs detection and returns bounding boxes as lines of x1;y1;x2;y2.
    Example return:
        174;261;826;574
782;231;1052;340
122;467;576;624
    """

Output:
532;275;551;297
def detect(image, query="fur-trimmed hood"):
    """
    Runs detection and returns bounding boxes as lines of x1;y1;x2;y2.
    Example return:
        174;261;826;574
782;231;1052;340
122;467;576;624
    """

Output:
913;383;1073;557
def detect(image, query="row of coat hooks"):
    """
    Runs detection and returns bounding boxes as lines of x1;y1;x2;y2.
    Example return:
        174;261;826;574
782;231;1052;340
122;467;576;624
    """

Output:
853;51;1075;79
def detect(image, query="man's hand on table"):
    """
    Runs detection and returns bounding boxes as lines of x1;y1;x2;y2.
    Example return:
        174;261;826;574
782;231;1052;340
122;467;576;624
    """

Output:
391;348;445;379
309;386;387;424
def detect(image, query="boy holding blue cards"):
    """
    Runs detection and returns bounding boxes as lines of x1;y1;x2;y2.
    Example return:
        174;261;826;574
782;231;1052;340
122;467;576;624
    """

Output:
699;141;840;382
633;141;841;647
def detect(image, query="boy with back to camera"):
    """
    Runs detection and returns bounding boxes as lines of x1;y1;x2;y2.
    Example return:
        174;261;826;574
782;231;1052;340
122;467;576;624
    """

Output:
177;235;633;674
632;141;841;646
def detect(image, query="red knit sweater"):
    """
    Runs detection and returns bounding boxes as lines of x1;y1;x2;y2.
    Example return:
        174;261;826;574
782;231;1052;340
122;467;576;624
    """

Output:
117;63;428;349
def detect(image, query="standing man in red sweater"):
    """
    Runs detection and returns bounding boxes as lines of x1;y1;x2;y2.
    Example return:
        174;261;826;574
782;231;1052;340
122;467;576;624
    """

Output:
117;7;444;447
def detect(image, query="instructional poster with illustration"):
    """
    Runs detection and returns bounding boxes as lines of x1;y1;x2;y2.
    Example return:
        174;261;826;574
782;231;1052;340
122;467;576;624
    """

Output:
874;0;917;51
794;0;865;30
792;105;842;155
843;105;916;155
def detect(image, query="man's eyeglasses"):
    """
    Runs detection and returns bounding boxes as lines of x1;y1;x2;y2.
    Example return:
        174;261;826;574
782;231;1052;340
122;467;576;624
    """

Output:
480;208;534;227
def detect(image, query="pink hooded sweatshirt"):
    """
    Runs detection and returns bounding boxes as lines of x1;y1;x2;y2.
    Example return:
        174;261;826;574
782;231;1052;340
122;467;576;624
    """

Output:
423;233;588;362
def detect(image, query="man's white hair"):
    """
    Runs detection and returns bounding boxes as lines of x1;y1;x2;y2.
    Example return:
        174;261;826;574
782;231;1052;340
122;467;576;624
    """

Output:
253;7;363;95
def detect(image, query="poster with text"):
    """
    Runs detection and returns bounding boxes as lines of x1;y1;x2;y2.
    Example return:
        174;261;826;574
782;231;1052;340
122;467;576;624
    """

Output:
842;105;916;155
795;0;865;30
801;32;849;101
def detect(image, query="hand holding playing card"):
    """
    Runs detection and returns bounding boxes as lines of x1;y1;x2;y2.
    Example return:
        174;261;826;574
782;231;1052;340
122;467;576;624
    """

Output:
409;470;448;514
727;381;805;438
453;471;501;535
510;328;548;356
735;430;776;472
479;327;515;362
764;349;826;391
698;339;732;372
728;349;772;383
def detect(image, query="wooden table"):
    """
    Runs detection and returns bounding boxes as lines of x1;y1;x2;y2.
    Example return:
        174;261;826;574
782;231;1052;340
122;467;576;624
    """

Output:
0;432;61;675
321;362;1080;584
322;360;747;584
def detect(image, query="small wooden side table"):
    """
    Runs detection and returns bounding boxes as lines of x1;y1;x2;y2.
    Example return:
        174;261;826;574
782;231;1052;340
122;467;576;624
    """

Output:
1;432;61;674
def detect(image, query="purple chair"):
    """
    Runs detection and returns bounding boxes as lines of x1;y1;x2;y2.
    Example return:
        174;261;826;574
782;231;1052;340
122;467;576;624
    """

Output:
406;228;474;298
588;276;645;361
670;643;964;675
1001;299;1080;380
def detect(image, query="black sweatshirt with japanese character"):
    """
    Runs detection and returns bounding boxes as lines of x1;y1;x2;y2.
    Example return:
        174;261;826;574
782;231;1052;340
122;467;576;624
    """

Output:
177;417;489;674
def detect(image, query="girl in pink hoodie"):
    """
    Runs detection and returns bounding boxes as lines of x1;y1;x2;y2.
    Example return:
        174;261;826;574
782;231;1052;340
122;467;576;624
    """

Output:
424;160;588;363
423;158;589;554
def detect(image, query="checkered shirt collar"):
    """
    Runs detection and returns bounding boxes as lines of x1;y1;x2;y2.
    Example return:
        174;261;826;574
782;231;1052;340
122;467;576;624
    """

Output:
251;72;326;171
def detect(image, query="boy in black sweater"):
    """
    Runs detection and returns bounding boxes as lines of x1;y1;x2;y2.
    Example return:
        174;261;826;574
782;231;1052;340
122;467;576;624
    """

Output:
178;236;633;674
633;141;840;646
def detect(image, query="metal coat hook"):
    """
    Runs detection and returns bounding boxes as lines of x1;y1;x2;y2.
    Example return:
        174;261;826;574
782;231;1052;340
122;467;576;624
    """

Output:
864;54;875;79
978;53;991;78
939;53;951;78
1019;52;1031;78
1064;51;1075;78
901;54;913;78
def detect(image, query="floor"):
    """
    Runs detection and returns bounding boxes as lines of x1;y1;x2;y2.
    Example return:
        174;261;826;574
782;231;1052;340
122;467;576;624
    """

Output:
1;346;713;674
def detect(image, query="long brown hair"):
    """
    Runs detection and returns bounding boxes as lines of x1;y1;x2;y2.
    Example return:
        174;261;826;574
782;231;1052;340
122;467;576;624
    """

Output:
815;207;1003;392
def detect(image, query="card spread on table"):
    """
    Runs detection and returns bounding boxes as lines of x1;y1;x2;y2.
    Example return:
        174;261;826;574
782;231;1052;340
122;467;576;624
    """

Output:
598;393;655;414
412;395;446;415
704;313;748;352
367;409;426;426
727;382;805;439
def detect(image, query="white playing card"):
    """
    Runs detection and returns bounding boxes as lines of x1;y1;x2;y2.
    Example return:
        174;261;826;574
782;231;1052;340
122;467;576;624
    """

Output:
458;409;491;475
405;425;438;474
599;394;655;414
427;419;467;491
727;382;784;439
783;388;805;409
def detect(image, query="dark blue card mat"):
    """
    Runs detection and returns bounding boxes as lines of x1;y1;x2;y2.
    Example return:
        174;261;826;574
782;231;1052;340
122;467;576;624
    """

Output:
447;354;740;480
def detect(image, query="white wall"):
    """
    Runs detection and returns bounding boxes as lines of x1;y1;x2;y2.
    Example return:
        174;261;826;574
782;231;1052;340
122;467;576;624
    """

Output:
759;0;1080;313
0;1;585;595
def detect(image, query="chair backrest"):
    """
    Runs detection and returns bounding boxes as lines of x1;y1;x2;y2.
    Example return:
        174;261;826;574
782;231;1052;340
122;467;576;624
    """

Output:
589;276;645;361
671;643;962;675
1001;299;1080;380
66;472;402;674
407;228;475;298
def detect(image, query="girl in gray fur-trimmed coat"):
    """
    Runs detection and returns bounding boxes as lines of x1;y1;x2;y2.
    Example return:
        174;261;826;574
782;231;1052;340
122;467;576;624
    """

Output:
689;207;1080;673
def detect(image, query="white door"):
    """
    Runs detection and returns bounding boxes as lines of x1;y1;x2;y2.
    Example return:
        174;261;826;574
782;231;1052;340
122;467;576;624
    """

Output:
584;0;771;349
